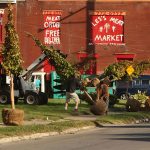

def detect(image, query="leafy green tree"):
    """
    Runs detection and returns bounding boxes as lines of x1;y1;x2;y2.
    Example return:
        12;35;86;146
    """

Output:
27;33;76;80
102;60;150;81
1;4;23;109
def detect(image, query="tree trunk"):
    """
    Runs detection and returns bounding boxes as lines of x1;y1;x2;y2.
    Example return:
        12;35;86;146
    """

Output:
10;74;15;109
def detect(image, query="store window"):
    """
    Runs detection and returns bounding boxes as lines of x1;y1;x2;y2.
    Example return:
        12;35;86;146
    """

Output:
133;80;141;86
142;80;150;86
90;11;126;45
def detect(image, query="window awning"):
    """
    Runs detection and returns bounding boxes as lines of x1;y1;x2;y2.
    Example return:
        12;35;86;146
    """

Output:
114;53;135;59
0;0;16;3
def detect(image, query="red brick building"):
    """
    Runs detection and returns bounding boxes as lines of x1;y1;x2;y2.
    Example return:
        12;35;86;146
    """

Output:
0;0;150;75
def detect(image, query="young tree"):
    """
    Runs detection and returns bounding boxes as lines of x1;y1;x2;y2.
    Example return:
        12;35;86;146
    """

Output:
1;4;23;109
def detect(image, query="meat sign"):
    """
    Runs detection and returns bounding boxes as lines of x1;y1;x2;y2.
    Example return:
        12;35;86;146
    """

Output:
43;10;62;45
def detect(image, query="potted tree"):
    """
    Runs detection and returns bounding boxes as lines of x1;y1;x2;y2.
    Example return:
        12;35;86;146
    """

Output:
1;4;24;125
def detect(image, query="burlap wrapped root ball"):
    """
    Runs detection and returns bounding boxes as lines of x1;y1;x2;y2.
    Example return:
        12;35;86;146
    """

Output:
90;100;107;115
2;108;24;126
126;98;141;112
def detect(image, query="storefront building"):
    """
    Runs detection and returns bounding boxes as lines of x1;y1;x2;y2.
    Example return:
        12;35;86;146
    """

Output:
0;0;150;75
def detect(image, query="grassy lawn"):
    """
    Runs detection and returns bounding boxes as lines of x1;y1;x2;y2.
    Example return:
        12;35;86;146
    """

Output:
0;99;92;122
0;99;150;139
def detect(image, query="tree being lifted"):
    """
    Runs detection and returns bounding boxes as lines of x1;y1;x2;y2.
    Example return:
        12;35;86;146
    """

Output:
27;34;75;80
27;33;108;115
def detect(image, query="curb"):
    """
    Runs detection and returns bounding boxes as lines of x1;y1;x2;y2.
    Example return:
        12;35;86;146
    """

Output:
0;126;95;144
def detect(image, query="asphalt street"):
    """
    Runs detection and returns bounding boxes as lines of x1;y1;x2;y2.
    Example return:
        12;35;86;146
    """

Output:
0;124;150;150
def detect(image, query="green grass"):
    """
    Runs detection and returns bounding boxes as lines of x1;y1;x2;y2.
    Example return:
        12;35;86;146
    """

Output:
0;99;150;139
96;111;150;124
0;99;91;122
96;99;150;124
0;120;95;138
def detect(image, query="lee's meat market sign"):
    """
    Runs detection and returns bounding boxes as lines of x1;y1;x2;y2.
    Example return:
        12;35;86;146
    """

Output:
90;11;126;45
43;10;62;45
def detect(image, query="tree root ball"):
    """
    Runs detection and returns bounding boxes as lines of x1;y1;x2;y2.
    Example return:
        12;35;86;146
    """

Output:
90;100;107;115
126;98;141;112
2;108;24;126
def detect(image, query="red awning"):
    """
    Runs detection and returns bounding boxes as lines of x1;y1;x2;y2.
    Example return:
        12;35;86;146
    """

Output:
114;53;135;59
114;53;136;62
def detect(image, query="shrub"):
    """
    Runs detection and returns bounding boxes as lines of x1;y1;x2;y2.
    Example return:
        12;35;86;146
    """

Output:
130;91;149;107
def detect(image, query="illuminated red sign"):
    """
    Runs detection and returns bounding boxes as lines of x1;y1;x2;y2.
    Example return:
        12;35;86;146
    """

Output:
90;11;125;45
43;10;62;45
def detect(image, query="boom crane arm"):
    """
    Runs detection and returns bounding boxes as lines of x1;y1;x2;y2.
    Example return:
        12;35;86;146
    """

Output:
20;53;47;79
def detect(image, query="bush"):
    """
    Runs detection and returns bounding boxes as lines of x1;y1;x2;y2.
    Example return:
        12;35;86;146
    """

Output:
130;91;149;107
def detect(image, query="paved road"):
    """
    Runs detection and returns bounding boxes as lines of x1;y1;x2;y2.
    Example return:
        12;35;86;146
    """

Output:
0;124;150;150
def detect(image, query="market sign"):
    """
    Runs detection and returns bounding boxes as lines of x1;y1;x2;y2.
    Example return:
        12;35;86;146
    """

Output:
90;11;126;45
43;10;62;45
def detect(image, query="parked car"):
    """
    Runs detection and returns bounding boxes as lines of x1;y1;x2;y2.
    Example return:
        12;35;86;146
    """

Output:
115;75;150;99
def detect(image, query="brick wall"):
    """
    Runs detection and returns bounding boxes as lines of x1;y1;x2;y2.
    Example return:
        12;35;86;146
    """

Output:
13;1;150;74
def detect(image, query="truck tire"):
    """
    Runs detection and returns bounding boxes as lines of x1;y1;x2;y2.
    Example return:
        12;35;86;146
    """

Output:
0;91;10;104
38;92;48;105
24;92;39;105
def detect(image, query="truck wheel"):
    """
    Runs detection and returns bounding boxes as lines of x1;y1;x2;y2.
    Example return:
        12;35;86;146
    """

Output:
24;92;39;105
38;92;48;105
0;91;10;104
